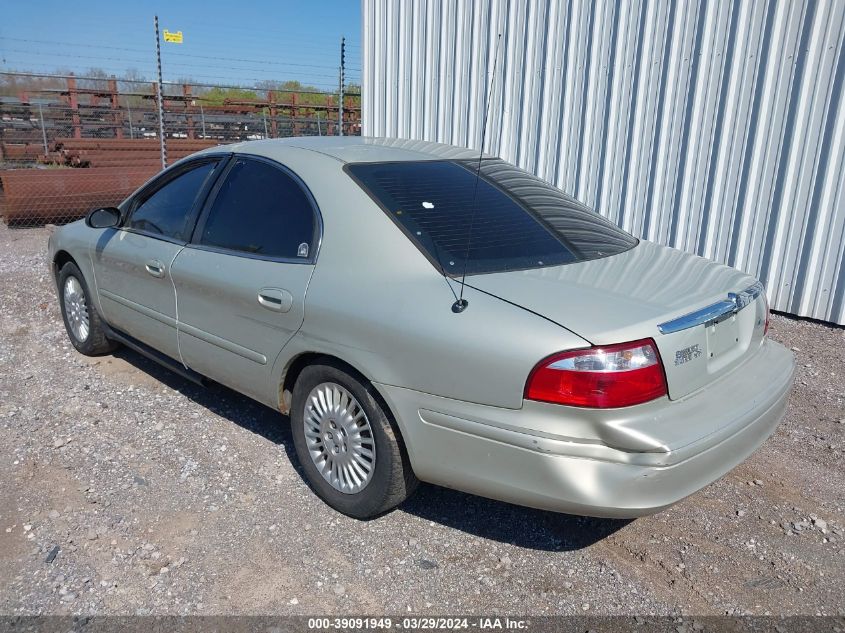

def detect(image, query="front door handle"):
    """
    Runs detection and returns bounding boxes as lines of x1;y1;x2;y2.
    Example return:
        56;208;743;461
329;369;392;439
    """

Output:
257;287;293;313
145;260;165;278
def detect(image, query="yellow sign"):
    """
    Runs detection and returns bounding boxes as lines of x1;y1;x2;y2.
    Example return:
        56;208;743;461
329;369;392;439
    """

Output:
163;30;183;44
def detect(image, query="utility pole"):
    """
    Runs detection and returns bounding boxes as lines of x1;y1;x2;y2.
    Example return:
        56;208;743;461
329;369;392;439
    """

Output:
154;15;167;169
338;36;345;136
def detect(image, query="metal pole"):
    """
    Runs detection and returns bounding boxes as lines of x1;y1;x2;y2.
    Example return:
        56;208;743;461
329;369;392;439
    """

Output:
199;102;206;137
154;15;167;169
37;103;48;154
316;111;322;136
263;110;269;139
338;36;345;136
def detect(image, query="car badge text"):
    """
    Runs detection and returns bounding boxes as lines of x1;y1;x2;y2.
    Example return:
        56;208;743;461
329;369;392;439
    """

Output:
675;344;703;366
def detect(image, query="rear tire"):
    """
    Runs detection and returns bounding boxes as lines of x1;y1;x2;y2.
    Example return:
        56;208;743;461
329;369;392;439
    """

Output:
57;262;118;356
290;361;418;519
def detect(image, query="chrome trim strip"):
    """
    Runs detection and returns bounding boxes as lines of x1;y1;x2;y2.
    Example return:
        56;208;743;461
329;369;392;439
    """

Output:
178;321;267;365
99;289;178;328
104;288;268;364
657;282;764;334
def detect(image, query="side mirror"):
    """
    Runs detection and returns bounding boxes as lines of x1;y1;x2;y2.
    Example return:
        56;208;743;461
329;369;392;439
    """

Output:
85;207;121;229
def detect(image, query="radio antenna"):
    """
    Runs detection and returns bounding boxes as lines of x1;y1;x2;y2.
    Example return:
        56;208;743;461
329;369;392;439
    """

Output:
452;31;502;314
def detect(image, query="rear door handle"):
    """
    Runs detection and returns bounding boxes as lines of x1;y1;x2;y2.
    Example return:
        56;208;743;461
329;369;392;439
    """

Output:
145;260;165;278
257;287;293;313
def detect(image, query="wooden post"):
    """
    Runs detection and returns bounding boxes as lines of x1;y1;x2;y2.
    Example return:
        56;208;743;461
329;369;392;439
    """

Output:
67;74;81;139
326;95;334;136
183;84;194;139
268;90;278;139
291;93;299;137
109;78;123;139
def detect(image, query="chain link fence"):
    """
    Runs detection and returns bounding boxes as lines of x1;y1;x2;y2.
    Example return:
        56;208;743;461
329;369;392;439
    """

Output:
0;71;361;226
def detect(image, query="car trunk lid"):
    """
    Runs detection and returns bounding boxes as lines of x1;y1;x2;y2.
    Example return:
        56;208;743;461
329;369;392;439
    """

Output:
467;240;768;400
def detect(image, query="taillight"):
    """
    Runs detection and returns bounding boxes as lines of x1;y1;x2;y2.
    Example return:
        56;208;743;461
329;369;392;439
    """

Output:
525;338;668;408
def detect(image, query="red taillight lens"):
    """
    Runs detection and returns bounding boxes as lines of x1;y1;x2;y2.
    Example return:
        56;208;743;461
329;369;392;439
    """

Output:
525;338;668;408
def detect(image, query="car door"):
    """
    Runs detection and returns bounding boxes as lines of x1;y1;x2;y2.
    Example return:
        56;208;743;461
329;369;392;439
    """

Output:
92;157;224;360
170;155;320;405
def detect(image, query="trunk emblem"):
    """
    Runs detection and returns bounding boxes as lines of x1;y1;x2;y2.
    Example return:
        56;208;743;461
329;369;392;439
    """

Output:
674;344;703;366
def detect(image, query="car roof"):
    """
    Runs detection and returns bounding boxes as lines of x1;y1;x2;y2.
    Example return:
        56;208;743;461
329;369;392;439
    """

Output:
222;136;489;164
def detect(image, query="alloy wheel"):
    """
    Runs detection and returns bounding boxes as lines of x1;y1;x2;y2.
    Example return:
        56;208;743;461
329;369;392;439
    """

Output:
303;382;376;494
63;276;90;342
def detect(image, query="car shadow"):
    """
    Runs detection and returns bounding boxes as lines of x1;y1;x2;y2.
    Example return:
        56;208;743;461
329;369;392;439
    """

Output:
110;347;631;552
397;486;630;551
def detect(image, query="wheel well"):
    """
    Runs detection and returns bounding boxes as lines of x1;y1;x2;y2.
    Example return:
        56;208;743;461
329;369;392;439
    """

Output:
279;351;414;472
280;352;367;414
53;250;77;280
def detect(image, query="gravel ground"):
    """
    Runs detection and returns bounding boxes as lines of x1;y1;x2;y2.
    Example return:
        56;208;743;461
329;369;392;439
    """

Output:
0;223;843;616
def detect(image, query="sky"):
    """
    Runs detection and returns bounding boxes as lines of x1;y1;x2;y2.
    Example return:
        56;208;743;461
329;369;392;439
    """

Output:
0;0;362;91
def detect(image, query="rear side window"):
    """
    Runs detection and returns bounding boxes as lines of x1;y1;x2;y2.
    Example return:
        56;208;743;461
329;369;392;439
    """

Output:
198;158;316;260
128;160;218;241
346;159;637;275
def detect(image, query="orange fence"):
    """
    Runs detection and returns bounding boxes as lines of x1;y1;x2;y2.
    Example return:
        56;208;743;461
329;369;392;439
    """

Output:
1;72;361;226
0;138;222;224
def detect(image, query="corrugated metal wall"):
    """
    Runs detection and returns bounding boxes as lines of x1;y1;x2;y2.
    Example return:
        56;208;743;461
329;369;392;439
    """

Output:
362;0;845;325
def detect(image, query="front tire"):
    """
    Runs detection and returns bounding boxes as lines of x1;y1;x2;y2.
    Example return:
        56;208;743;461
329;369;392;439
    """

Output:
290;361;418;518
57;262;118;356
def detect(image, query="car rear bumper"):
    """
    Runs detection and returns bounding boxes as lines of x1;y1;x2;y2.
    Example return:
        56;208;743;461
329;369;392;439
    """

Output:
375;339;794;518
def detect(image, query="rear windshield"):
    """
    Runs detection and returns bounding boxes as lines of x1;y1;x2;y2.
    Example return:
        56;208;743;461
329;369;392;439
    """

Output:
346;159;637;275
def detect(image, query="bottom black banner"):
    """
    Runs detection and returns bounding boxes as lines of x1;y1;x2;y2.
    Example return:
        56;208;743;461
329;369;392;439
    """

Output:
0;616;842;633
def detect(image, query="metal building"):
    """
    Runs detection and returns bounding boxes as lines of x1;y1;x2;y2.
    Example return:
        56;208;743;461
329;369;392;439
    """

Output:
361;0;845;325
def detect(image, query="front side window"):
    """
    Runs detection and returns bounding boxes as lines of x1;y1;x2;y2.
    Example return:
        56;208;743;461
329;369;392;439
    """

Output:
346;159;638;275
198;158;316;260
128;160;218;241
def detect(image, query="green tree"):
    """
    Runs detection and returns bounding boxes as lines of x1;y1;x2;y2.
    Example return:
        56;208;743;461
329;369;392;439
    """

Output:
202;86;259;105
